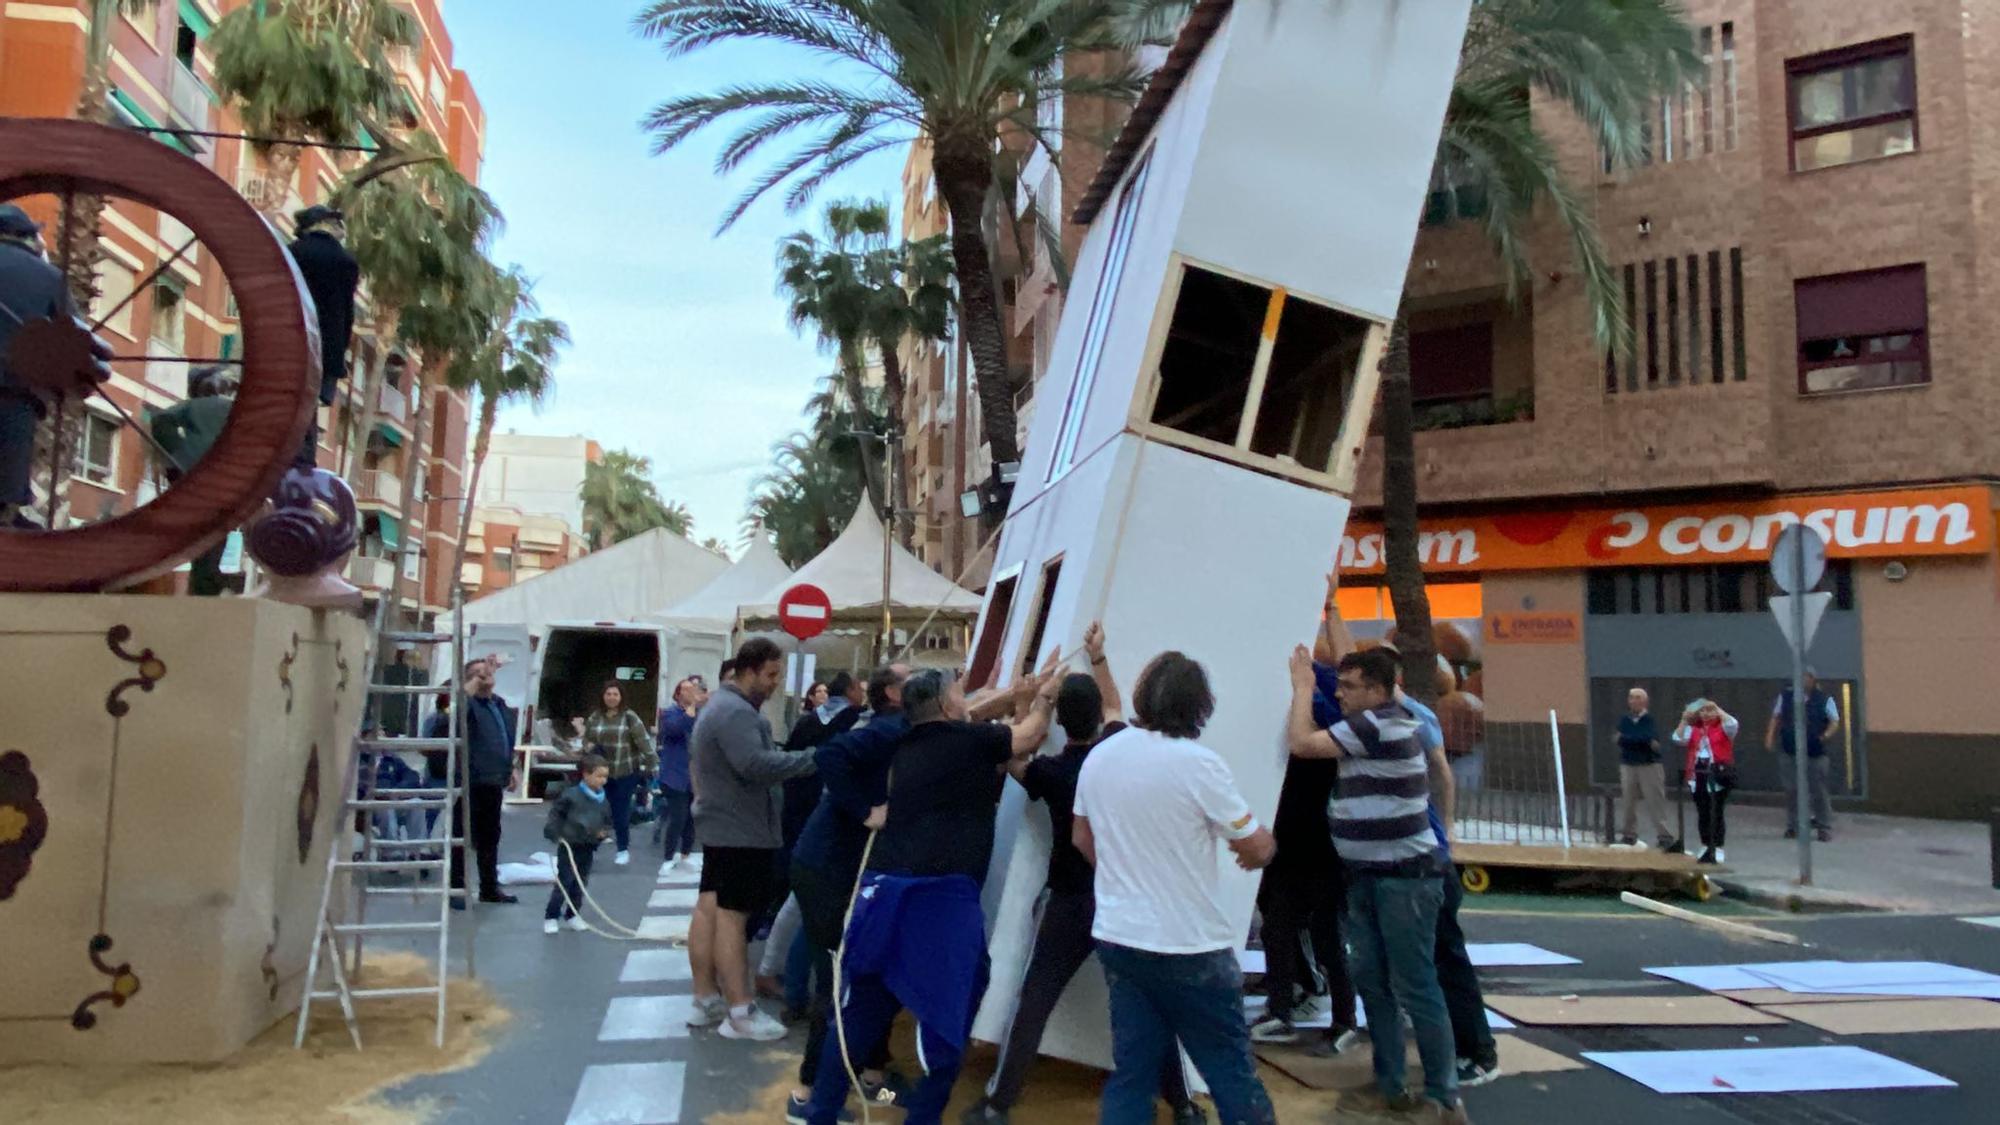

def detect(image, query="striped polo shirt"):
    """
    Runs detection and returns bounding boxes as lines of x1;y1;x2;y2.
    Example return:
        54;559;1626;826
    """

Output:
1328;704;1438;875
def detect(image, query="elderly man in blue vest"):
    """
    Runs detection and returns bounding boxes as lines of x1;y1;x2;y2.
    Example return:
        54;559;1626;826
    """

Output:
1765;669;1841;842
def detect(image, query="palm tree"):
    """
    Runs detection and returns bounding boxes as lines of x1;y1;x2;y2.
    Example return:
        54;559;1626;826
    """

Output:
445;268;570;589
775;204;884;512
634;0;1148;522
580;449;692;550
745;374;889;567
1121;0;1697;698
700;536;731;558
210;0;415;218
335;135;499;486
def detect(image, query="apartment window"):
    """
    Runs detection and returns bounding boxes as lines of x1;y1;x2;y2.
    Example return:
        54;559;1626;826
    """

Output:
150;275;187;351
1150;264;1367;469
1019;556;1064;677
1588;563;1853;616
1788;36;1916;172
964;574;1019;691
1048;149;1151;479
1610;246;1746;392
91;260;137;340
1409;323;1493;403
74;411;119;486
1795;264;1928;394
1721;23;1738;151
428;68;449;110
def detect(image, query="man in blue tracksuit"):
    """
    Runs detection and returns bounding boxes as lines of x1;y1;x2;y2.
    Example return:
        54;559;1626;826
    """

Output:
803;668;1056;1125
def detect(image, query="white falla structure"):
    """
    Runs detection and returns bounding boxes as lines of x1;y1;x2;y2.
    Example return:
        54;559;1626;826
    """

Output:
968;0;1473;1069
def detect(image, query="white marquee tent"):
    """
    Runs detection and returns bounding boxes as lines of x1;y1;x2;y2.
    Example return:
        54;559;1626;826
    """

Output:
443;527;730;636
652;531;794;689
739;500;981;668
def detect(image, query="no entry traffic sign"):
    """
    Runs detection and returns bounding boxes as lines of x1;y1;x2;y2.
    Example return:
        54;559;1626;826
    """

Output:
777;583;833;641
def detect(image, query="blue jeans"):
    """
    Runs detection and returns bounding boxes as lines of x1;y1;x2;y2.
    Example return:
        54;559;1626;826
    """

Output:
1097;943;1275;1125
1347;873;1457;1106
0;394;40;509
605;773;641;852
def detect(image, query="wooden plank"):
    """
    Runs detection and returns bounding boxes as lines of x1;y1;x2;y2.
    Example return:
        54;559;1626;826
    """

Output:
1619;891;1802;945
1763;998;2000;1035
1484;994;1787;1028
1455;842;1722;875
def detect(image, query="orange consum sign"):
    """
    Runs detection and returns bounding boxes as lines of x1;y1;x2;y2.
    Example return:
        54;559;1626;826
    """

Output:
1340;486;1995;576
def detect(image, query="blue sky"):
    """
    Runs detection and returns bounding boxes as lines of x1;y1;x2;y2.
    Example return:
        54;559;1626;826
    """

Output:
447;2;908;551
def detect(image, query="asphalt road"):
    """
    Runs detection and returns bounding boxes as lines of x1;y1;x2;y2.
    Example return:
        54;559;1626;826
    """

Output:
364;809;2000;1124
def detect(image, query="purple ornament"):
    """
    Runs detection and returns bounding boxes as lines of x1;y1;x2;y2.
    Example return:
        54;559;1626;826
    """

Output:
247;466;358;578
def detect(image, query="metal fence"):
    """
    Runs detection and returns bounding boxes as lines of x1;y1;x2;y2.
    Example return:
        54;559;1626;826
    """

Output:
1452;710;1620;847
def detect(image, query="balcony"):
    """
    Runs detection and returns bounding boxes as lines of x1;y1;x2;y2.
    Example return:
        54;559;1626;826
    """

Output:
1411;389;1535;433
348;555;394;591
168;62;214;132
377;380;411;427
356;469;405;508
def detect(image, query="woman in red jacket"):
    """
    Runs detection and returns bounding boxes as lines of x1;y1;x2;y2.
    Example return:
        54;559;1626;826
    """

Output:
1673;699;1739;865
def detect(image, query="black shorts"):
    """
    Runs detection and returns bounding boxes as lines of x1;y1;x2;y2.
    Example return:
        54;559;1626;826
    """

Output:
699;845;779;915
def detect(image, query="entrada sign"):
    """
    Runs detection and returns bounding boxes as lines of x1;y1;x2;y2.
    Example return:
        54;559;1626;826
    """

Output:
1341;486;1994;575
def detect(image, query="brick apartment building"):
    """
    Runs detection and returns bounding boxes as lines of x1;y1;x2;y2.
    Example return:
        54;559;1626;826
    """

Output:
902;1;1998;817
460;432;602;598
0;0;485;629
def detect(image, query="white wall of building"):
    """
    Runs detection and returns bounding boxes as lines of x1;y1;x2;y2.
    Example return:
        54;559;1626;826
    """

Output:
474;433;595;539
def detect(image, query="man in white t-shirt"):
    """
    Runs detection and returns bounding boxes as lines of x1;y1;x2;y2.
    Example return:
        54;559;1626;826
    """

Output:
1074;651;1278;1125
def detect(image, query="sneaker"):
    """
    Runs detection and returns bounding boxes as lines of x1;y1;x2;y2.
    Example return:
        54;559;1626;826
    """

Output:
1816;827;1832;843
478;892;519;904
567;915;590;932
614;850;631;866
1248;1014;1300;1044
1457;1056;1502;1087
719;1005;788;1042
1386;1092;1428;1114
1714;847;1727;863
686;994;726;1029
1430;1098;1473;1125
1171;1102;1210;1125
787;1094;855;1124
959;1101;1008;1125
542;918;560;935
1326;1026;1364;1055
859;1072;908;1110
1697;847;1717;865
1619;835;1638;847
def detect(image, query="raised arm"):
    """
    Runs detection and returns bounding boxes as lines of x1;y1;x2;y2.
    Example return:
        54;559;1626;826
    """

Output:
1287;645;1344;759
1315;570;1356;665
815;721;898;821
1083;622;1122;725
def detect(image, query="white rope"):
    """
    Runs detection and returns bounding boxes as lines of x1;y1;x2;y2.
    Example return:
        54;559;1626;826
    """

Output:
552;838;687;948
833;829;881;1125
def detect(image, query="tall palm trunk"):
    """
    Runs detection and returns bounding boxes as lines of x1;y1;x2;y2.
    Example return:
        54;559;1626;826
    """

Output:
1379;311;1440;703
875;336;913;549
450;392;497;599
933;141;1020;528
381;363;432;620
836;343;887;516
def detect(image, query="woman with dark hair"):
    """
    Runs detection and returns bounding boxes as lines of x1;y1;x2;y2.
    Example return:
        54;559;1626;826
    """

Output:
564;680;655;866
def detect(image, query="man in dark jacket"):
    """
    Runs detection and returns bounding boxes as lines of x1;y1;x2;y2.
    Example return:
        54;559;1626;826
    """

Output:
450;657;520;908
288;206;359;408
0;204;75;525
1617;688;1675;849
147;365;237;594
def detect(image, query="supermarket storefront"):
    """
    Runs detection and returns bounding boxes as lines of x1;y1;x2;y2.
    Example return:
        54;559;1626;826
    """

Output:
1339;485;2000;818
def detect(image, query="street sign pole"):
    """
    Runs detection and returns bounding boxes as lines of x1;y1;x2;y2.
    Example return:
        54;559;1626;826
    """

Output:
1790;545;1812;886
1770;523;1825;887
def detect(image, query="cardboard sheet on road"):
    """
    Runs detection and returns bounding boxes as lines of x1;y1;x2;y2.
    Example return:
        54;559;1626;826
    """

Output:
1469;942;1581;967
1760;998;2000;1035
1484;994;1785;1027
1258;1033;1582;1091
1241;996;1517;1030
1719;988;1925;1005
1751;961;2000;999
1646;963;1820;991
1583;1045;1955;1095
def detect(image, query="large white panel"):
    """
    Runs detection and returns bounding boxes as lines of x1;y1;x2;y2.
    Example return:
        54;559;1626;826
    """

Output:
1177;0;1472;321
974;438;1350;1067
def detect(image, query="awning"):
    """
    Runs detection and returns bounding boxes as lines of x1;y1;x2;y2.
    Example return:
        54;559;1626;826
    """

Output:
371;514;402;550
179;0;214;38
373;421;404;447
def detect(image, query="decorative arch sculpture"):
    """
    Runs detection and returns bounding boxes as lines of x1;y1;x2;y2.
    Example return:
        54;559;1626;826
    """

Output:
0;117;319;593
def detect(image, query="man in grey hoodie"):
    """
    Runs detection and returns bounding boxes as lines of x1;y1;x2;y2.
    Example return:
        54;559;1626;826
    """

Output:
687;637;818;1041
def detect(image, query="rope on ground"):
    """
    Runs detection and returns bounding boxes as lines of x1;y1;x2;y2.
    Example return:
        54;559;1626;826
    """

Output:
553;838;689;948
834;829;881;1125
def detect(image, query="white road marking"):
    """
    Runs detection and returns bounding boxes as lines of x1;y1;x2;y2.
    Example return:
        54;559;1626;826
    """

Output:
637;915;691;941
566;1060;686;1124
598;995;698;1041
648;887;700;910
620;948;693;984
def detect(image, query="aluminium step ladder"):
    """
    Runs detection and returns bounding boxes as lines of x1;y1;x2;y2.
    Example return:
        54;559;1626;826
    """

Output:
295;590;474;1049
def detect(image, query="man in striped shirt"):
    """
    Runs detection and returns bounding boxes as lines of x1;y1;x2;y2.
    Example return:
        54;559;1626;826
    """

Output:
1287;647;1467;1124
